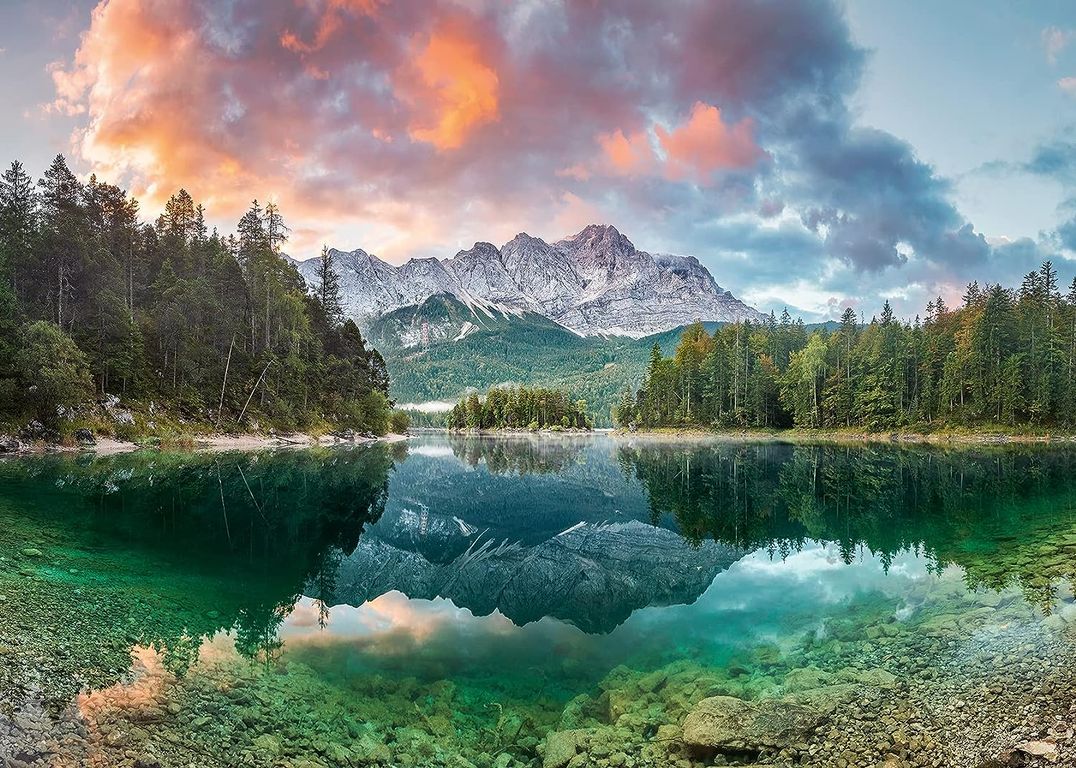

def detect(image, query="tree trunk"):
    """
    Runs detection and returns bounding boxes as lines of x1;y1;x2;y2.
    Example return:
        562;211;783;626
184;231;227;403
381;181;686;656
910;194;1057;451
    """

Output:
218;335;235;425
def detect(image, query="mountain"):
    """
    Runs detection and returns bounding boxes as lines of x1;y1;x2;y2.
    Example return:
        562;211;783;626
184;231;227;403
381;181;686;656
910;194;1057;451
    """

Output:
294;224;763;338
372;300;845;425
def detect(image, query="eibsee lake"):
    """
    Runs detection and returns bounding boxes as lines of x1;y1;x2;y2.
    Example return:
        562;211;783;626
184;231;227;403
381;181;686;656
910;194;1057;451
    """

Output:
2;434;1076;768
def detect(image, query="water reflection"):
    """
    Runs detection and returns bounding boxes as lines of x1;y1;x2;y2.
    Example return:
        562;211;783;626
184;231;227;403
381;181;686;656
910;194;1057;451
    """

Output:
2;436;1076;767
617;440;1076;605
0;445;397;708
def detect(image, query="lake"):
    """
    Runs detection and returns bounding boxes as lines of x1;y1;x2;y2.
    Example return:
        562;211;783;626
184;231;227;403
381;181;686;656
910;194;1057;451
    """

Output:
1;434;1075;767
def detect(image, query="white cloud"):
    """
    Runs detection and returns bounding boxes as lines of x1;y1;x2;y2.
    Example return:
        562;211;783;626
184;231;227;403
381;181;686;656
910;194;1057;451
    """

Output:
1043;26;1074;65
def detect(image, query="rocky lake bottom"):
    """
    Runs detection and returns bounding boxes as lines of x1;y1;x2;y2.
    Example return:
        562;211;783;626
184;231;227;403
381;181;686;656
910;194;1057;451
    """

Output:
1;435;1075;768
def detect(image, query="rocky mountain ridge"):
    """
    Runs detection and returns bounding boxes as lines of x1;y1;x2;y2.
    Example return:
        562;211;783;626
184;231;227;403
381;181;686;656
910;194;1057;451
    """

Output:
294;224;763;338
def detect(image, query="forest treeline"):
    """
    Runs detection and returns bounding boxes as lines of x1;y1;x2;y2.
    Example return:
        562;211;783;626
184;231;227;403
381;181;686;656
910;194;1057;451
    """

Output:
446;386;592;431
0;154;402;436
616;261;1076;430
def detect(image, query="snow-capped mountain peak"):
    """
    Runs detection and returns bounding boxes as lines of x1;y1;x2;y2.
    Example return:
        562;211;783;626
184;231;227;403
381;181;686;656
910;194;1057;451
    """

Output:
294;225;764;337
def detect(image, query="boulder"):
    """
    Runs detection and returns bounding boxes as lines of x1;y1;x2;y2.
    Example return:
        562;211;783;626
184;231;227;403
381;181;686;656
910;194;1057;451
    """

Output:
681;695;825;752
781;666;833;692
0;434;20;453
855;667;898;689
19;420;60;443
1016;740;1058;762
542;729;588;768
20;420;46;440
101;394;135;425
75;428;96;446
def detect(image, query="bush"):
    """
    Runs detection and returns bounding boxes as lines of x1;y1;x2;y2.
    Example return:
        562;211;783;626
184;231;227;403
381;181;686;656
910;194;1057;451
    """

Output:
16;321;93;426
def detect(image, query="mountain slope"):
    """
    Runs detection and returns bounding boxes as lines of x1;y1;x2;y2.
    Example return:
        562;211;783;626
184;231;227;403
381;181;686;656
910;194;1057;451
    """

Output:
295;224;764;337
372;294;704;423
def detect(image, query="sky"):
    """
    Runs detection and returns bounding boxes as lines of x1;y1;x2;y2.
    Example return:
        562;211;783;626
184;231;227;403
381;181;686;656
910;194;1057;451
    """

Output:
2;0;1076;320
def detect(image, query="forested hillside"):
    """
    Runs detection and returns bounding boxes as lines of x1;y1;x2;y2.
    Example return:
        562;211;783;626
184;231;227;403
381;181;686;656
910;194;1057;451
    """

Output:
0;155;398;439
373;296;644;423
618;263;1076;431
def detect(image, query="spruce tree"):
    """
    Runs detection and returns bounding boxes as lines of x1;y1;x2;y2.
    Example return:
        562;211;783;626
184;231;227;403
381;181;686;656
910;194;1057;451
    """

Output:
315;245;343;327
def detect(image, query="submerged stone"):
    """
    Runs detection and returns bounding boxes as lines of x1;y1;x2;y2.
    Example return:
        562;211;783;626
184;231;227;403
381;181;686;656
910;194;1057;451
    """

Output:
542;729;589;768
681;695;826;752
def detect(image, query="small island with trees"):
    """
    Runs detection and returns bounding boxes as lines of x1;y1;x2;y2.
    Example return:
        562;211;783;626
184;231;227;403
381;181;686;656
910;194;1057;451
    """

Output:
446;386;592;432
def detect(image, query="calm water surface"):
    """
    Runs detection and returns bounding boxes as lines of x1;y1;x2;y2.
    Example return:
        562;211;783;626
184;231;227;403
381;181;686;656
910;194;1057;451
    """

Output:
1;435;1075;767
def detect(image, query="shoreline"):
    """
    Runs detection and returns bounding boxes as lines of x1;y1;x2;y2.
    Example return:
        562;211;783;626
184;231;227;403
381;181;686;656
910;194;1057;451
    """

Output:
2;431;409;457
611;426;1076;446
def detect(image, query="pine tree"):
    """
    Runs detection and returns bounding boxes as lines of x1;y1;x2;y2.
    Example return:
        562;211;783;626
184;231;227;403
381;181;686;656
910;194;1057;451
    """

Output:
0;160;36;300
37;154;85;328
314;246;343;327
263;201;289;253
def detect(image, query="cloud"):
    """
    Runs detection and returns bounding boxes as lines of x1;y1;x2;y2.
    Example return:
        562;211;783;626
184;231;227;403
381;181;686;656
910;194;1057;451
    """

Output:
1060;77;1076;97
44;0;1005;316
598;129;657;177
1002;136;1076;256
1043;26;1073;65
657;102;765;182
400;26;500;150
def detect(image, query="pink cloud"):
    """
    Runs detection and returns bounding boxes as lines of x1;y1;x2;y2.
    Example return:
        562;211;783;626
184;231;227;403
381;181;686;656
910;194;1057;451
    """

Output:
280;0;383;54
596;104;764;184
598;129;657;177
657;102;765;182
1043;26;1073;65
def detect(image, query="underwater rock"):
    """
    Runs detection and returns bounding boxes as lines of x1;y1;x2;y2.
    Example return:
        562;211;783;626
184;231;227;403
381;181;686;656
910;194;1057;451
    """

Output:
1015;740;1059;762
541;729;589;768
681;695;826;752
781;666;834;692
854;667;898;689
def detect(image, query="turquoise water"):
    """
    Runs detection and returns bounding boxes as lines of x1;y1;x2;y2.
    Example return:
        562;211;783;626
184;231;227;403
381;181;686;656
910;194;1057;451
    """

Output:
1;435;1075;767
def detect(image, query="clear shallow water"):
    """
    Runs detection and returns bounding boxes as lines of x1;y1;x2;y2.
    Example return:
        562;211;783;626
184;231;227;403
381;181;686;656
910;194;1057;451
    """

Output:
1;435;1076;767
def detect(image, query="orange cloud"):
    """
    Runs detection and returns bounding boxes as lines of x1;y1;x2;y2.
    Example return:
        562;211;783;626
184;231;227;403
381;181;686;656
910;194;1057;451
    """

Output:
598;128;657;176
657;102;765;182
596;104;763;184
403;30;500;151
